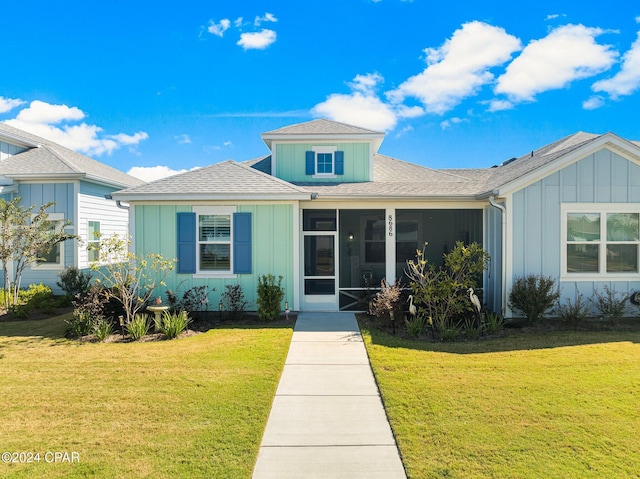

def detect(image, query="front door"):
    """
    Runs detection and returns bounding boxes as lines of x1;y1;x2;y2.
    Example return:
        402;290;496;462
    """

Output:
302;210;337;310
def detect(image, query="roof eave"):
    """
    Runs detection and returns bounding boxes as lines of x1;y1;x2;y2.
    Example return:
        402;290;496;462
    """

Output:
308;193;481;202
261;133;385;151
1;172;86;181
112;192;312;202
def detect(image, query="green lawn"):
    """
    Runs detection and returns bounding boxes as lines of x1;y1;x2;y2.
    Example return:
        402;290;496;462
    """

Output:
363;327;640;479
0;315;293;479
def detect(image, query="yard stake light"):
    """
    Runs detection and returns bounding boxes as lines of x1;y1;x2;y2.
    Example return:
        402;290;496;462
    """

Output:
218;301;223;322
284;301;290;321
118;315;125;339
390;309;396;335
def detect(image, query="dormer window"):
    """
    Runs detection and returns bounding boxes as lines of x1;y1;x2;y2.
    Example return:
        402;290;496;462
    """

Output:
305;146;344;177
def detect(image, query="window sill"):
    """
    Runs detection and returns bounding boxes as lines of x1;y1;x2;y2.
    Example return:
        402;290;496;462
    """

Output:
193;273;237;279
312;174;337;179
561;273;640;282
32;264;64;271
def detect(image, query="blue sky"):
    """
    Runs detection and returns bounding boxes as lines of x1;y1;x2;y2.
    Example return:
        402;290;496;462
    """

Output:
2;0;640;182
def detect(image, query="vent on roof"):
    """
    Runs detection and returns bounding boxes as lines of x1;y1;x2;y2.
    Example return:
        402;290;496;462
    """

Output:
501;157;517;166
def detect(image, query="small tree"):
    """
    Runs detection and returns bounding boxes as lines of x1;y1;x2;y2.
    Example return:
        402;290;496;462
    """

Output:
405;242;490;329
0;197;76;307
89;233;176;323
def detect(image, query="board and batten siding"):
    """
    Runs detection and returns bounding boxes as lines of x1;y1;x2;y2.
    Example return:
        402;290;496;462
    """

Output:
510;147;640;305
16;183;76;293
484;203;503;314
134;203;295;308
275;142;370;183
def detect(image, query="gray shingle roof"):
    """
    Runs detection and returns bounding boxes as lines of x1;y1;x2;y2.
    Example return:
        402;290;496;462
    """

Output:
113;159;310;199
262;119;383;136
0;122;144;188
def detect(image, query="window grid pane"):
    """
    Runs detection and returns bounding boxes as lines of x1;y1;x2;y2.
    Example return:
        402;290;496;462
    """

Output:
606;244;638;272
200;244;230;271
316;153;333;174
567;244;599;273
567;213;600;241
199;215;230;242
607;213;639;241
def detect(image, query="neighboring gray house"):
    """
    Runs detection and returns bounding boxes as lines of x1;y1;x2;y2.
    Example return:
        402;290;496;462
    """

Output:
0;122;144;294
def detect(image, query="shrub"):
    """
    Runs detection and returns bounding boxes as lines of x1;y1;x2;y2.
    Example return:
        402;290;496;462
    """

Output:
463;316;482;339
19;283;54;310
484;310;505;335
92;317;113;341
126;314;150;340
591;286;632;324
256;274;285;321
57;267;92;298
221;284;248;320
155;310;191;339
556;292;591;326
440;324;462;342
508;275;560;325
370;279;403;322
66;310;94;338
404;313;426;337
72;284;107;323
178;285;210;314
8;303;32;319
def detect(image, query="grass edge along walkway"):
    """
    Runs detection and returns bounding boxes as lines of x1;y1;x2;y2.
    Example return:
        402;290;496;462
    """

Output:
362;326;640;479
0;314;293;479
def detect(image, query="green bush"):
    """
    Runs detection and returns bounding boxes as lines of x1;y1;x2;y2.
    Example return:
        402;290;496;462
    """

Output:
591;286;632;324
556;292;591;326
57;267;92;298
92;317;114;341
221;284;248;320
20;283;54;309
126;314;150;341
404;313;426;337
9;303;32;319
155;310;191;339
508;275;560;325
484;310;505;335
256;274;285;321
66;310;94;338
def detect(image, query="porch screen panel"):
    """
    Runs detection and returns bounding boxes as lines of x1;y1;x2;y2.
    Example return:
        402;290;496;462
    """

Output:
395;209;483;282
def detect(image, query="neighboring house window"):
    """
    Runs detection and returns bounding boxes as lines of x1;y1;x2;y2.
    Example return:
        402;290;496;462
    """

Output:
305;147;344;176
35;213;65;269
563;204;639;276
176;208;252;276
87;221;100;262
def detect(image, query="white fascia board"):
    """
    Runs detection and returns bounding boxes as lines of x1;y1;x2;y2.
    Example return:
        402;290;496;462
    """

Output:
301;199;485;209
4;173;86;182
111;193;312;202
0;131;39;148
262;134;384;151
308;194;482;203
495;134;640;196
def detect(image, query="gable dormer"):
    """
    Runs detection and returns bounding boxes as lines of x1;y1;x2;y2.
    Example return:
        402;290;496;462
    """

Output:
261;119;385;183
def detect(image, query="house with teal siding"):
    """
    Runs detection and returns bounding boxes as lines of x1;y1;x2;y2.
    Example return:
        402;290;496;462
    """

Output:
112;119;640;317
0;123;143;294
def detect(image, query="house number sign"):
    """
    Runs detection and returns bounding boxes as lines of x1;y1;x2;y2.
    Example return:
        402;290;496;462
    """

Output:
388;214;394;237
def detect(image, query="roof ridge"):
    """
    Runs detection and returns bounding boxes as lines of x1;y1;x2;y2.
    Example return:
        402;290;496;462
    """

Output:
375;153;474;182
40;144;80;173
231;159;309;193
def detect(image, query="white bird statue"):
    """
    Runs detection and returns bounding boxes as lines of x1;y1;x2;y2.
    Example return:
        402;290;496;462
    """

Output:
467;288;481;314
407;295;417;317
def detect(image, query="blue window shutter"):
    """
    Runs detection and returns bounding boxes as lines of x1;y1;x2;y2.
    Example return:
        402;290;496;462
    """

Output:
233;212;252;274
305;151;315;175
176;212;196;274
335;151;344;175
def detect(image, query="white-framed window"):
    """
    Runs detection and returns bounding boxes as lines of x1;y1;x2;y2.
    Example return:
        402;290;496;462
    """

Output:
34;213;65;270
312;146;337;177
562;204;640;278
87;220;100;263
194;206;235;276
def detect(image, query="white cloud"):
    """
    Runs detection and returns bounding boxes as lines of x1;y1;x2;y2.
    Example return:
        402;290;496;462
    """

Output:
440;117;468;129
237;29;277;50
127;165;200;183
0;96;25;114
394;125;414;139
582;95;605;110
254;12;277;26
591;31;640;99
545;14;566;21
207;18;231;37
312;73;400;131
234;17;244;28
175;134;192;144
494;24;617;102
223;140;233;147
487;99;515;111
4;100;148;156
387;21;521;114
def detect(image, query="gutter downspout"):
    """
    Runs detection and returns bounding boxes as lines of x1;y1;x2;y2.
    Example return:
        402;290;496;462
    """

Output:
104;194;129;210
489;195;506;316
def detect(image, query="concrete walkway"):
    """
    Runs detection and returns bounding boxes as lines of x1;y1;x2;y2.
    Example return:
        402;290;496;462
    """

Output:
252;312;407;479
